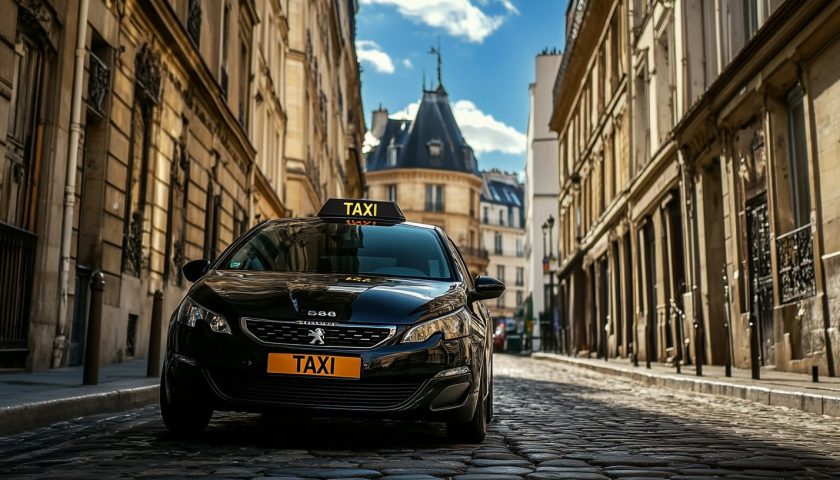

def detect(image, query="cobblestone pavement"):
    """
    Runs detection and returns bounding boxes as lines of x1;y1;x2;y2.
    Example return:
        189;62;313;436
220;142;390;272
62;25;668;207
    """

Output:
2;354;840;479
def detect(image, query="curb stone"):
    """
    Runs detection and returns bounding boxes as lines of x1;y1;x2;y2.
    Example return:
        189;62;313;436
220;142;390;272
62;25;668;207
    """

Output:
531;352;840;418
0;385;159;435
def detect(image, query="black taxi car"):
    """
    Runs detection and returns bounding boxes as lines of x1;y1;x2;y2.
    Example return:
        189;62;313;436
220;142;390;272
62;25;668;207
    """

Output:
160;198;504;442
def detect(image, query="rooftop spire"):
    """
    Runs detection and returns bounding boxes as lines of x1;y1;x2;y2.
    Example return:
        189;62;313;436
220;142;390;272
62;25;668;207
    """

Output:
428;37;442;88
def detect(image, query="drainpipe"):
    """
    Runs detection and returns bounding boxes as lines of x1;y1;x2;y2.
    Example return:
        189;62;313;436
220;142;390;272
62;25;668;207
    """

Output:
53;0;90;368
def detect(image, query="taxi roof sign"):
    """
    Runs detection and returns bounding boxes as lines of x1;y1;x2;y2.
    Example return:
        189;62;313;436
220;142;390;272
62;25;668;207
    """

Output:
317;198;406;223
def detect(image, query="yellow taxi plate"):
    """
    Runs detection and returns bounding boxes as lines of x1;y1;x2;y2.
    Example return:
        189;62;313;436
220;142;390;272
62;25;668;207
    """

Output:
267;353;361;379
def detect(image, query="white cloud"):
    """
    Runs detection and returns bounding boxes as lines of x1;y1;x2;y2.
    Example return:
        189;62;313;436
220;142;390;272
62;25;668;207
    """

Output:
452;100;525;155
363;130;380;154
359;0;509;43
355;40;395;74
388;99;525;156
402;58;414;69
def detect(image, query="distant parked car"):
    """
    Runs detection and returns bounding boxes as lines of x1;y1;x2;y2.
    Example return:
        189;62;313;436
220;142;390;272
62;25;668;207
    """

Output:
493;321;507;352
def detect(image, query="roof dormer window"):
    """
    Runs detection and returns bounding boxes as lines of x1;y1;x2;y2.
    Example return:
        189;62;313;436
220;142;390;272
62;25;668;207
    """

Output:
427;139;443;158
388;138;399;166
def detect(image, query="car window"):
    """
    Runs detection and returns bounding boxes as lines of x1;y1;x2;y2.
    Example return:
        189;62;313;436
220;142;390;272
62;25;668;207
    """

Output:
446;237;474;288
220;220;453;280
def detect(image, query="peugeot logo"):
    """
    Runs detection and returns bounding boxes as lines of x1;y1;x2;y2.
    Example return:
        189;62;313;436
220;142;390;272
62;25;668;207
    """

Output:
308;328;326;345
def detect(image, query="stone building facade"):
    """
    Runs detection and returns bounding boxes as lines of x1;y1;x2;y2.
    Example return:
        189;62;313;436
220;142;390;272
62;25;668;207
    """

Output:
550;0;840;377
480;170;526;322
524;51;562;351
0;0;365;371
250;0;290;221
551;0;631;359
283;0;365;217
365;85;489;276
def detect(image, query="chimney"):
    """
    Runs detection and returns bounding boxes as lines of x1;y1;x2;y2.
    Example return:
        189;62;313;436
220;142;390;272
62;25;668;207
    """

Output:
371;105;389;140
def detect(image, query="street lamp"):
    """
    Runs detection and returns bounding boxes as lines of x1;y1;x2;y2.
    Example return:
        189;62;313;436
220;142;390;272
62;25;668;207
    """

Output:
538;221;548;353
546;215;556;353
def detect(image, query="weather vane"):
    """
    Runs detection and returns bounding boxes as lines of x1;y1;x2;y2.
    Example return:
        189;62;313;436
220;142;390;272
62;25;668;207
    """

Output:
428;37;442;88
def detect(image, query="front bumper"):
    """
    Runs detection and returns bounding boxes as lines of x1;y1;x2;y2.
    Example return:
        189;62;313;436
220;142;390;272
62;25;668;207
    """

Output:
163;320;483;422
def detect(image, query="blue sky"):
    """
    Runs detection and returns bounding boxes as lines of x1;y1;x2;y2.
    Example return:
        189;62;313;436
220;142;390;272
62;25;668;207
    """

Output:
356;0;568;176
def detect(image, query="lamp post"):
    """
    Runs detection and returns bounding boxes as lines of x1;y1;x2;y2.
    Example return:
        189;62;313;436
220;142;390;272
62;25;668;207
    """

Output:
540;221;548;352
547;215;556;353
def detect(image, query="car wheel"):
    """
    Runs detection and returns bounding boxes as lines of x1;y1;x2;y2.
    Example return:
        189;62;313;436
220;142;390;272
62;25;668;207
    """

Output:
446;369;487;443
160;370;213;434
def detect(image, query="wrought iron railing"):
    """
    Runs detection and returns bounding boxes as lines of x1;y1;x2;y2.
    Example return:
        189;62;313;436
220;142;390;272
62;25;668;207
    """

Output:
0;222;37;352
776;223;816;304
87;51;109;119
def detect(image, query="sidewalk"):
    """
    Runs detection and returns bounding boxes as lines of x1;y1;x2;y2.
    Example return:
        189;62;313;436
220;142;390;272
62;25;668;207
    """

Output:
533;352;840;418
0;360;158;435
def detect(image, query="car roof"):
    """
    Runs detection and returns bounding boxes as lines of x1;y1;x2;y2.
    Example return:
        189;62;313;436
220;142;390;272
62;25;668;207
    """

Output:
265;217;440;231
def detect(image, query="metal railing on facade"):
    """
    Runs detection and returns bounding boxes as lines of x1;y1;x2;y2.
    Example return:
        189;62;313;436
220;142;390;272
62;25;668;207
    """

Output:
776;223;816;304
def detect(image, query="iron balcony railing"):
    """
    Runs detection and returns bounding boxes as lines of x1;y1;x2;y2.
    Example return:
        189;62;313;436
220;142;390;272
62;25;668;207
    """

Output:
776;223;816;304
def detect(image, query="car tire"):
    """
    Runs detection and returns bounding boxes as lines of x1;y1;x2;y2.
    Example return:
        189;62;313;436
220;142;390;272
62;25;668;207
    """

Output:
446;370;487;443
160;370;213;434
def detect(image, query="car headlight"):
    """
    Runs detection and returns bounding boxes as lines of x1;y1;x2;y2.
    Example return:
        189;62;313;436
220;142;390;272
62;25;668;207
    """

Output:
402;308;471;343
178;298;231;335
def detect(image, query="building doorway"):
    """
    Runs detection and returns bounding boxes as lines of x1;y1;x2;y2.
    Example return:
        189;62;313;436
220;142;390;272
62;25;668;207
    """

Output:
746;195;774;366
643;220;658;361
0;18;48;368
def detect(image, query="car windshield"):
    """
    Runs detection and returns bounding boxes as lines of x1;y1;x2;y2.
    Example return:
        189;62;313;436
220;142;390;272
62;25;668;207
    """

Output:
220;220;453;280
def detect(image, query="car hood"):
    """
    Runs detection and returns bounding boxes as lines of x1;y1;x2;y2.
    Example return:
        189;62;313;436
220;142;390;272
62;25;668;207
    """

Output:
187;270;466;325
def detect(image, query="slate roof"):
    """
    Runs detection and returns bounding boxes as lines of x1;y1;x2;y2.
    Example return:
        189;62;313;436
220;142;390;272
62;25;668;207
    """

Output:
366;86;479;175
481;176;524;208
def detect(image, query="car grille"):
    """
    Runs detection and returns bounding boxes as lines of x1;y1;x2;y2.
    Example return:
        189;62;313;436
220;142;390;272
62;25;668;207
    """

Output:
208;370;423;410
241;318;395;349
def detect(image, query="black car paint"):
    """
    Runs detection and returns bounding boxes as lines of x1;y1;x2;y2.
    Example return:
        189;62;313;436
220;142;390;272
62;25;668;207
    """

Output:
163;219;496;422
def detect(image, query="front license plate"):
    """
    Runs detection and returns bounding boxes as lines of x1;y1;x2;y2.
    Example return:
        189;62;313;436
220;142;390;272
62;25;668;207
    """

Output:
267;353;361;379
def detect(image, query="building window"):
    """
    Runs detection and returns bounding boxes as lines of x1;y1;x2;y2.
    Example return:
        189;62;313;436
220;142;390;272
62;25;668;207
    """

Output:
508;207;515;228
123;45;161;277
744;0;760;39
496;265;505;283
387;184;397;202
388;139;399;166
425;184;444;212
220;4;230;99
494;233;503;255
187;0;202;47
483;206;489;223
785;85;811;228
516;267;524;286
516;239;524;257
239;39;249;128
516;290;523;306
498;209;505;226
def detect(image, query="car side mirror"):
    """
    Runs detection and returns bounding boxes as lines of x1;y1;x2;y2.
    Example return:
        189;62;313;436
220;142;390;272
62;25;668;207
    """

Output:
470;275;505;301
182;259;211;283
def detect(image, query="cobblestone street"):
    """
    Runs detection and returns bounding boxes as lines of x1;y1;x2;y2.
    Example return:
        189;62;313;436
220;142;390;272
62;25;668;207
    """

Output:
2;354;839;479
